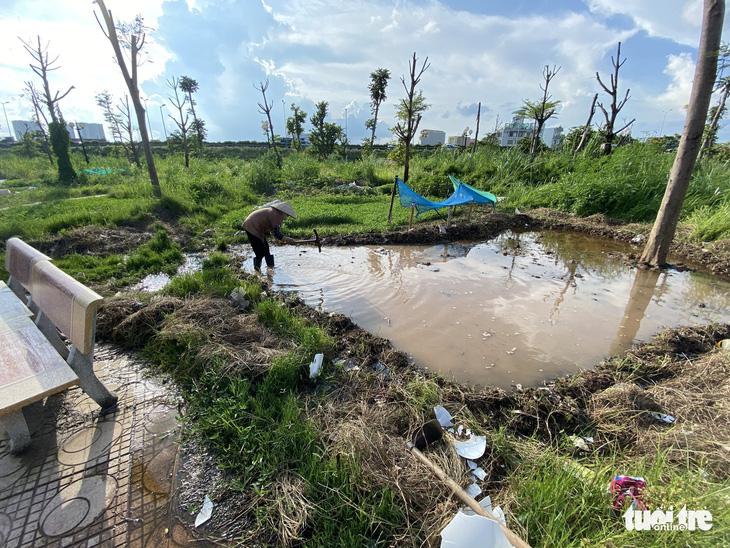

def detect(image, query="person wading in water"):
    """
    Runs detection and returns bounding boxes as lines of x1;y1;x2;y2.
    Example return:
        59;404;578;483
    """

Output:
242;201;296;271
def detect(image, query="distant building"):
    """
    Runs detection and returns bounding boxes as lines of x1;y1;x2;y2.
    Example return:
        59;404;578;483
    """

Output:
12;120;42;141
495;116;534;147
73;123;106;142
447;134;472;147
419;129;446;146
541;126;564;148
495;116;563;149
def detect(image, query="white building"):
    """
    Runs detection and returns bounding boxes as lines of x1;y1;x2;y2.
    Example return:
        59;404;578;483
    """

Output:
419;129;446;146
495;116;563;149
12;120;42;141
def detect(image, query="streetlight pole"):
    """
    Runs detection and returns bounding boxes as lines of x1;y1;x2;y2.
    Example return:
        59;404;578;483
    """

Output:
282;99;286;137
344;107;348;161
1;101;11;139
660;109;672;136
159;104;168;140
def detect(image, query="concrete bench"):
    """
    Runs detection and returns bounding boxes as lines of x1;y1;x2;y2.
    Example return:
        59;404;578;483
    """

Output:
1;238;117;453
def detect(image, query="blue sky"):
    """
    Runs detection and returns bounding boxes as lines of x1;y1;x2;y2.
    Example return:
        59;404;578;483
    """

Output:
1;0;728;143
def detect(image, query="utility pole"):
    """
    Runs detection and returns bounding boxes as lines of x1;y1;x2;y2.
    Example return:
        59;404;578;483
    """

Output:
1;101;11;139
159;104;168;139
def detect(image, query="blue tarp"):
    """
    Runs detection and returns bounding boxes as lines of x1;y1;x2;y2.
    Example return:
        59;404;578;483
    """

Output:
448;175;497;206
397;176;496;217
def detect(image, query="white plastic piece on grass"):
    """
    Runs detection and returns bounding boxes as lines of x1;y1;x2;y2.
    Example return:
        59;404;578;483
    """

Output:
194;495;213;527
434;405;453;428
472;467;487;481
454;435;487;460
649;412;675;423
309;353;324;379
439;511;512;548
465;482;482;498
466;460;477;470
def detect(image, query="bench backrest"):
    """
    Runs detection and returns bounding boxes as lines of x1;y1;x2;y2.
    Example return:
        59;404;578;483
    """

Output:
5;237;51;291
30;260;103;355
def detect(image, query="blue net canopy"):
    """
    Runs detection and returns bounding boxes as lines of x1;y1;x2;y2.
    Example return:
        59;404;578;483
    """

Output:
397;176;496;217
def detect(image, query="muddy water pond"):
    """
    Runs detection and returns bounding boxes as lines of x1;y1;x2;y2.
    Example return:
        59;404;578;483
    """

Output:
237;231;730;389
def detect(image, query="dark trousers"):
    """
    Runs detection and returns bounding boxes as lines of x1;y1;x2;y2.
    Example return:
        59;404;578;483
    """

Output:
245;231;274;269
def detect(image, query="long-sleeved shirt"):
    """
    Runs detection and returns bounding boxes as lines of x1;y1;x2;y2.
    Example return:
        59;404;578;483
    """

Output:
242;207;287;241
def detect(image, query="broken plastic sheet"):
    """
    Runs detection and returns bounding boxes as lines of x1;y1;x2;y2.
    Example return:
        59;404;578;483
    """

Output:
440;511;512;548
194;495;213;527
309;353;324;379
454;434;487;460
434;405;454;428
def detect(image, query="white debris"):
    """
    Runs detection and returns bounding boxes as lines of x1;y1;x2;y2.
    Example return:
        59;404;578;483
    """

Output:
454;435;487;460
434;406;454;428
194;495;213;527
309;353;324;379
465;482;482;498
440;511;512;548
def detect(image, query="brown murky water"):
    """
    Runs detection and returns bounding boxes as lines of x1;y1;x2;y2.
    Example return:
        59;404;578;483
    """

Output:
240;231;730;388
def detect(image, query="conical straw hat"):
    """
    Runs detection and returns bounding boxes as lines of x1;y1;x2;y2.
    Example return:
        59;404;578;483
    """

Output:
271;201;297;219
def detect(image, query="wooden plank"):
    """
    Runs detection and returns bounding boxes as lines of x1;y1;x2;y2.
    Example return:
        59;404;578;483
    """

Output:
0;321;78;415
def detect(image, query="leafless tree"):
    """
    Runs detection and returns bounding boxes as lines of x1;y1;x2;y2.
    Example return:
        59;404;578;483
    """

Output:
472;102;482;153
22;81;54;165
640;0;725;267
699;43;730;158
117;95;141;167
596;42;635;154
574;93;599;157
255;80;282;168
515;65;561;160
94;0;161;196
18;36;74;123
167;76;191;167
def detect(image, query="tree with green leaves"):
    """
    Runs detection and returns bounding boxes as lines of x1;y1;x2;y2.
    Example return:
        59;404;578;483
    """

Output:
514;64;560;161
365;68;391;151
167;76;191;167
19;35;76;182
596;43;634;155
640;0;724;267
309;101;343;159
180;76;205;158
391;53;430;185
286;104;307;150
95;0;160;196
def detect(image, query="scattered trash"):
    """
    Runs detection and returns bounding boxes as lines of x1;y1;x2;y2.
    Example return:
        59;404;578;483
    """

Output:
569;435;591;451
413;419;443;450
465;482;482;498
454;434;487;460
648;412;675;423
440;511;513;548
609;476;647;512
472;467;487;481
438;225;447;234
562;458;595;481
434;405;453;428
309;353;324;379
718;339;730;350
229;287;249;311
631;234;647;245
194;495;213;527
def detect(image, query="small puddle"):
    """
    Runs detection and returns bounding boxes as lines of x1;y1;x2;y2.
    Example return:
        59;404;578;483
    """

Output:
240;231;730;388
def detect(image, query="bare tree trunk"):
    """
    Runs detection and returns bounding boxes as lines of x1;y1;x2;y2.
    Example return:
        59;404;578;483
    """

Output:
95;0;161;197
574;93;598;157
255;81;282;169
699;80;730;158
640;0;725;267
472;102;481;154
597;42;631;154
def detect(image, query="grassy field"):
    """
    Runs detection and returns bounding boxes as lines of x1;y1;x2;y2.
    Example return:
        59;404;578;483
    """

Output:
1;141;729;547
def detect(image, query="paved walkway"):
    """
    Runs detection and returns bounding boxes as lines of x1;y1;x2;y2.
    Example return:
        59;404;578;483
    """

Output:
0;345;218;547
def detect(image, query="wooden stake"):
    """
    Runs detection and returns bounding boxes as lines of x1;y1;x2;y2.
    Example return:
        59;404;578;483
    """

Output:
409;204;415;229
468;201;474;222
387;175;398;224
447;206;453;228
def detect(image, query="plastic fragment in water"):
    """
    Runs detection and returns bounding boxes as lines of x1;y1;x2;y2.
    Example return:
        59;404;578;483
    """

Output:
194;495;213;527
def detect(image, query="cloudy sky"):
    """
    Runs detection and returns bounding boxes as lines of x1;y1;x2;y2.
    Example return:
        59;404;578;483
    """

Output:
1;0;728;144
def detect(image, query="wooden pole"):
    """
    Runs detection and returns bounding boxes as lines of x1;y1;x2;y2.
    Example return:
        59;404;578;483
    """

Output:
387;175;398;224
468;201;474;223
407;442;531;548
409;204;415;229
447;206;453;228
